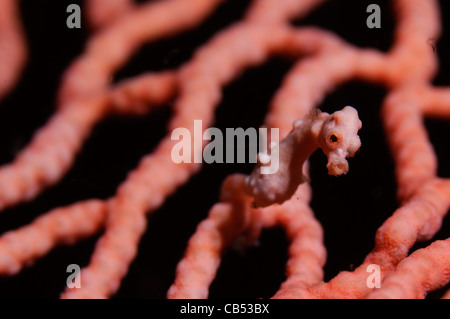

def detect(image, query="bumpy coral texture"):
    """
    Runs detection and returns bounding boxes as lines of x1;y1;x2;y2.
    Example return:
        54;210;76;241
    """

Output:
0;0;449;299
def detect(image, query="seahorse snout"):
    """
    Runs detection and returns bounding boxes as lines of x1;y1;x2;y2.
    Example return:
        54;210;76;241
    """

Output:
326;150;349;176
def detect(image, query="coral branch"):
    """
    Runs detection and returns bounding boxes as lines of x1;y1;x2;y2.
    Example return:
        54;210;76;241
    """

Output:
110;71;177;115
85;0;135;30
0;200;106;275
0;94;109;211
367;238;450;299
0;0;27;99
168;174;259;298
59;0;224;103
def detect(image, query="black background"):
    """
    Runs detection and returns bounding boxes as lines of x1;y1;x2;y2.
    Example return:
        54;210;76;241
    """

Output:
0;0;449;298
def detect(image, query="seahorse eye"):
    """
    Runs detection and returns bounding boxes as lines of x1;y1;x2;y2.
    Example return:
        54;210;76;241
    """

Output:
329;134;338;143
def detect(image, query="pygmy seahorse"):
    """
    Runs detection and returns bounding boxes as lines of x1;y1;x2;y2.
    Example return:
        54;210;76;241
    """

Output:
245;106;362;207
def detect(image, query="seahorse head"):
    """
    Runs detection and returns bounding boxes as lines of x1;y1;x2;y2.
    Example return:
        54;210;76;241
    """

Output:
312;106;362;176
